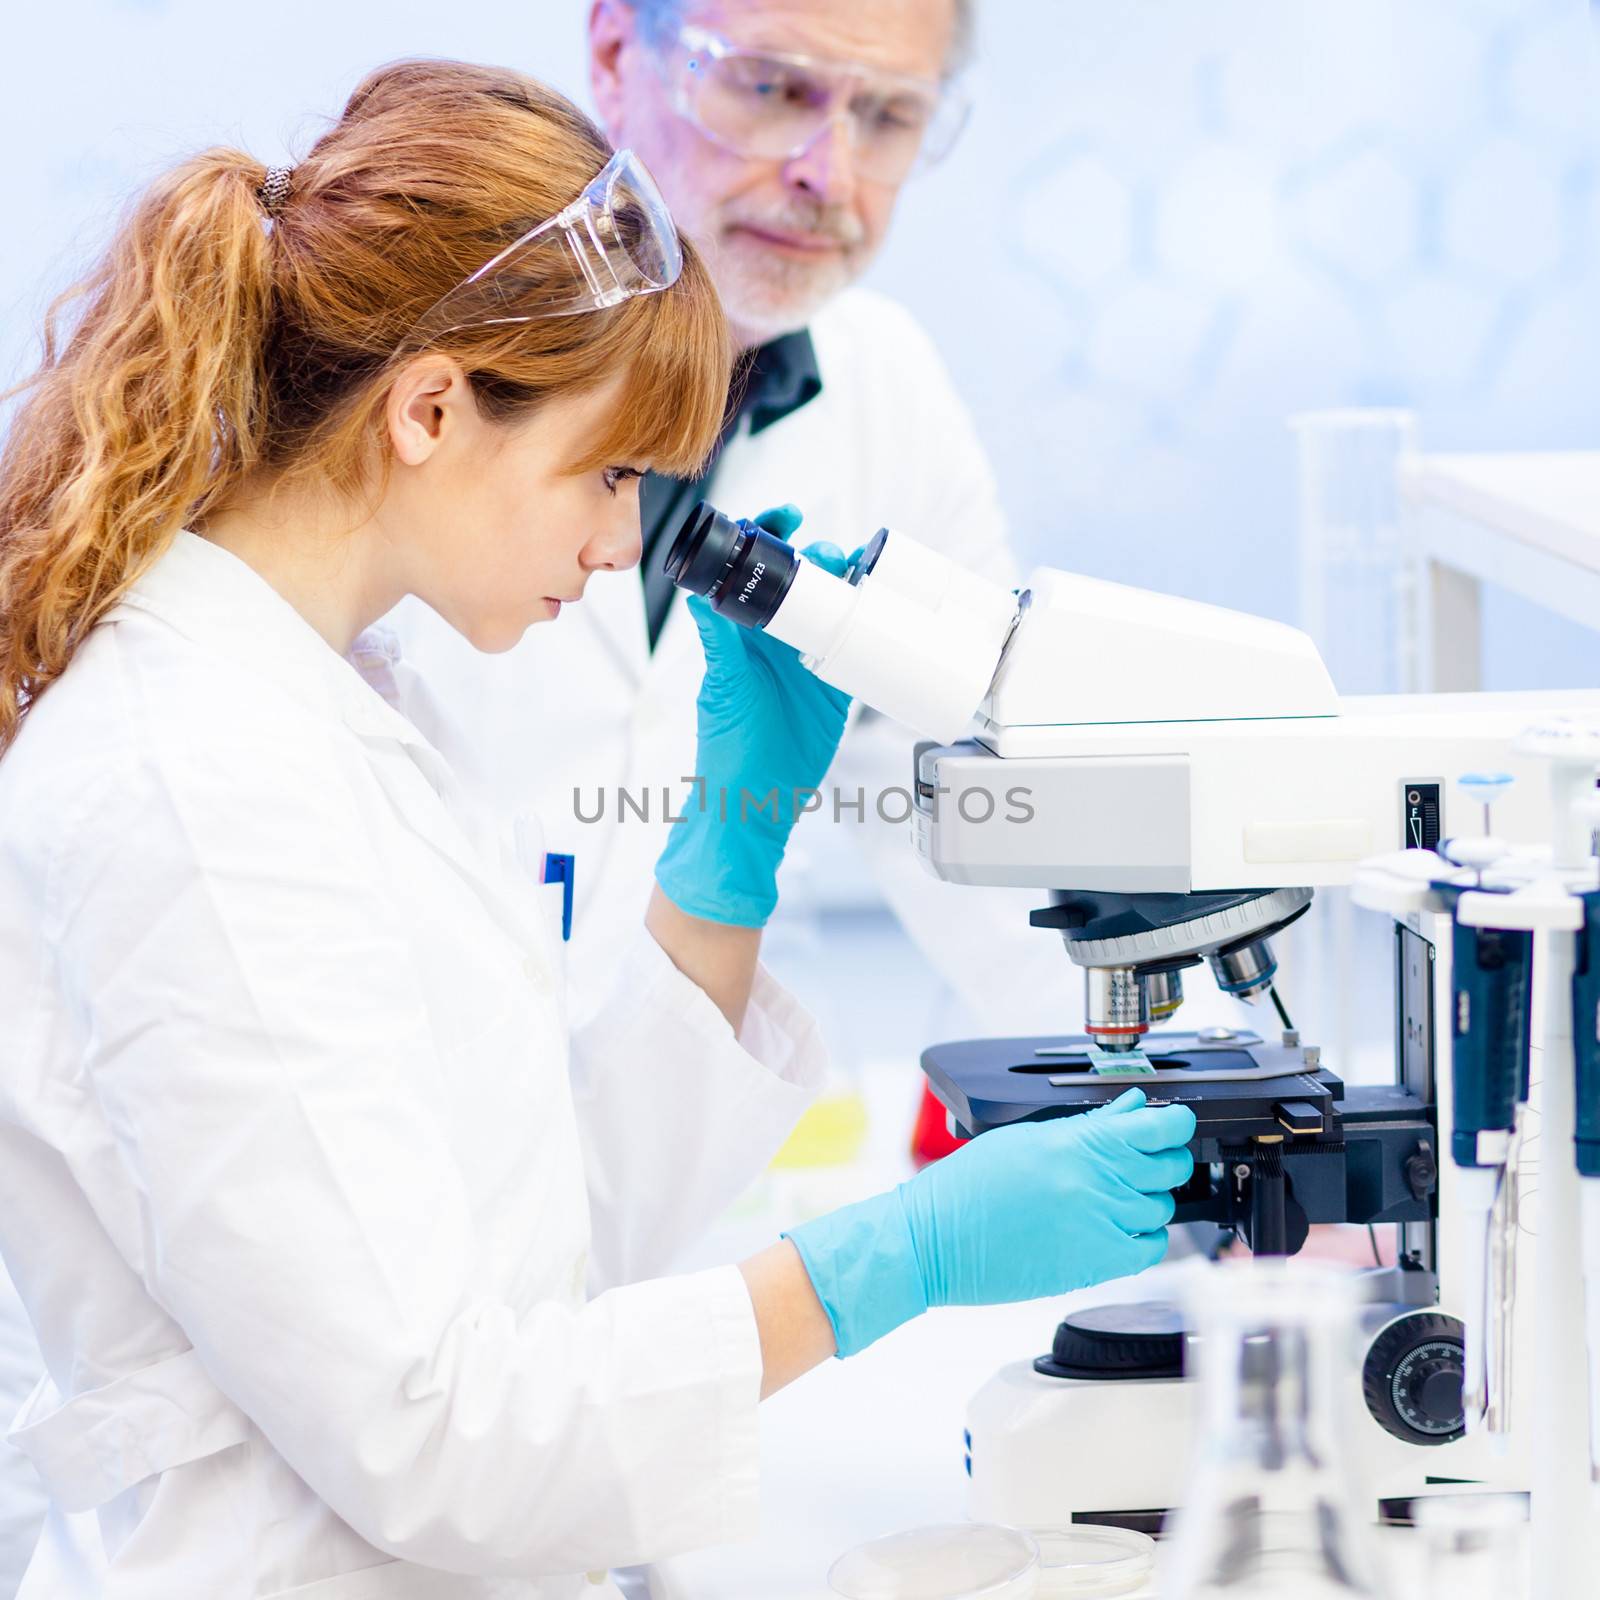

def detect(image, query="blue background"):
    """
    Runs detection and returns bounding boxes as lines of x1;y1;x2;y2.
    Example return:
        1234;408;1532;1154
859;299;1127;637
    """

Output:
0;14;1595;1592
2;0;1596;682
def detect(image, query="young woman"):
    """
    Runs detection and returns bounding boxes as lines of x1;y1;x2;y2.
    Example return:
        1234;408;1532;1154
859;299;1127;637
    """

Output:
0;60;1194;1600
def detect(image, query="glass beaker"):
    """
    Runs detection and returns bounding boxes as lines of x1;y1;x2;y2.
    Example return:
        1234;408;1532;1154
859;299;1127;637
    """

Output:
1161;1261;1388;1599
1411;1493;1527;1600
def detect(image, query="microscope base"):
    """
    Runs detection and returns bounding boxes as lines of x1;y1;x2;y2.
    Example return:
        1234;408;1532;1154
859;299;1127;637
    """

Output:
966;1352;1531;1533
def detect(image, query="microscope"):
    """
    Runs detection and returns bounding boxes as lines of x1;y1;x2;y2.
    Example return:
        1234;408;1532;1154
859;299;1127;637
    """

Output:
667;501;1600;1573
910;607;1598;1537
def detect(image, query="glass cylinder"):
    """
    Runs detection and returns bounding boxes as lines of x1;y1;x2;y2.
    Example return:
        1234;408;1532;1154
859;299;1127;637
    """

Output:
1287;408;1420;1095
1161;1262;1388;1599
1290;407;1418;698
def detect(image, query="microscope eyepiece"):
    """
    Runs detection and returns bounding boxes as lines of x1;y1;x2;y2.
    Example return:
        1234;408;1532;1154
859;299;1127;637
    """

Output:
665;501;799;629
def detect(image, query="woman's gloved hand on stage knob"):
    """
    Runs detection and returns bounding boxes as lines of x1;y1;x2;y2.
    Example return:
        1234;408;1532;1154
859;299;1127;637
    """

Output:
655;504;852;928
785;1088;1197;1358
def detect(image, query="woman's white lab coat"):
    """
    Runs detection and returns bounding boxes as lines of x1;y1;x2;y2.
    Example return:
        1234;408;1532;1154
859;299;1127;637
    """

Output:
0;533;825;1599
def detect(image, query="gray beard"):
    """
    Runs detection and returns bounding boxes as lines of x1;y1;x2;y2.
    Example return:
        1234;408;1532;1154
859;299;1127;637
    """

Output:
712;239;868;345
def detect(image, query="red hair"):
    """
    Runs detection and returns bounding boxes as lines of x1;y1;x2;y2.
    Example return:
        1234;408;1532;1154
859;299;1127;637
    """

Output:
0;59;730;751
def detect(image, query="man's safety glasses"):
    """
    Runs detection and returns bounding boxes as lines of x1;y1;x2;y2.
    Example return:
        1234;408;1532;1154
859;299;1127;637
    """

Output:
403;147;683;345
661;25;971;187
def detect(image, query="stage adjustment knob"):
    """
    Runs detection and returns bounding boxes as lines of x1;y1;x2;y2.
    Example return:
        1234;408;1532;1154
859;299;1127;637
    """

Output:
1361;1311;1466;1445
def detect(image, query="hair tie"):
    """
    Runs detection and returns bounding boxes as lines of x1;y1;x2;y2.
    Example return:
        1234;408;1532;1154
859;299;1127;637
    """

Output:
257;165;294;218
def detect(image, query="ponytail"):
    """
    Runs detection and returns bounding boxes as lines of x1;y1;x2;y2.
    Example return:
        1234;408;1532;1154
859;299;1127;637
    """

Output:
0;149;275;750
0;60;733;755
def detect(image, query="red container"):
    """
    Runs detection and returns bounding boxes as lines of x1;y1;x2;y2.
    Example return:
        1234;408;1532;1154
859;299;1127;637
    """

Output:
910;1079;964;1167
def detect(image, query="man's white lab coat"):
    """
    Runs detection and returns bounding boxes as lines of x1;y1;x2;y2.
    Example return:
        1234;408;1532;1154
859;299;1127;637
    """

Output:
0;533;826;1599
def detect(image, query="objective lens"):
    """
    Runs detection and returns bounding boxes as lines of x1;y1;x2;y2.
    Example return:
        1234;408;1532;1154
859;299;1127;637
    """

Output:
1207;936;1279;1001
1084;965;1150;1051
665;500;800;629
1142;967;1186;1023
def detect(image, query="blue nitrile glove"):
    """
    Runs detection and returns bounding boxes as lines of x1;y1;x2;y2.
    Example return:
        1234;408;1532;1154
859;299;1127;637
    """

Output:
655;504;853;927
785;1088;1197;1357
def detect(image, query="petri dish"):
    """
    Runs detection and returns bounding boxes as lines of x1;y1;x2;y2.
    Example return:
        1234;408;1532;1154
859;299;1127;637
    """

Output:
828;1523;1040;1600
1029;1525;1155;1597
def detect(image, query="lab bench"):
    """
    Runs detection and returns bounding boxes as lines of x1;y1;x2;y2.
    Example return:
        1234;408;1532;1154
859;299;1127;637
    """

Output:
649;1058;1511;1600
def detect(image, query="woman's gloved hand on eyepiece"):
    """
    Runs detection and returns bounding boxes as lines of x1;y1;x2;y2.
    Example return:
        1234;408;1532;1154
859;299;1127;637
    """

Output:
785;1088;1197;1357
655;504;853;928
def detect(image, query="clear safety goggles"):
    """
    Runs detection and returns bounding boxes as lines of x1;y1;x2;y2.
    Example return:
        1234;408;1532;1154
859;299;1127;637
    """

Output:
403;147;683;345
662;25;971;187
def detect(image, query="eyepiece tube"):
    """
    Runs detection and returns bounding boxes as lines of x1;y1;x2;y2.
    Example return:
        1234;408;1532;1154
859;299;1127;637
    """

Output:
665;498;1021;744
665;501;800;628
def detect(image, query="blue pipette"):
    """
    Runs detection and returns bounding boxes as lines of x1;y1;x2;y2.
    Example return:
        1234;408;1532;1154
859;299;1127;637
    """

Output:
1574;889;1600;1477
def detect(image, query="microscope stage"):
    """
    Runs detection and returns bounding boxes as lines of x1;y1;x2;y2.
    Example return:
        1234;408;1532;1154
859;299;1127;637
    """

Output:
922;1028;1342;1145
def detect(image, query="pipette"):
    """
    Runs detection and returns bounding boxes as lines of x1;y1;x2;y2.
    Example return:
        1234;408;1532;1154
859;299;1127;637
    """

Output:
1445;773;1533;1437
1449;913;1533;1434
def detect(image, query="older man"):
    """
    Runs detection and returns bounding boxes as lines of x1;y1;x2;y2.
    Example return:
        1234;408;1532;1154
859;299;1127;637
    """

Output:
393;0;1075;1051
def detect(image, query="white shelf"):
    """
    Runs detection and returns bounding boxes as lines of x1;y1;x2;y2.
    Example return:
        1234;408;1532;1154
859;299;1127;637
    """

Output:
1402;452;1600;569
1399;451;1600;692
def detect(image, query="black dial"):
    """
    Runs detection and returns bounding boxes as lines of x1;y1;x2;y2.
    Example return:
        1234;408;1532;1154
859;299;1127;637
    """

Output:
1362;1312;1466;1445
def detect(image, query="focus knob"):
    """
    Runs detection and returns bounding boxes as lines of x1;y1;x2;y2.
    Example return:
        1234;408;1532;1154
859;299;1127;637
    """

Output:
1361;1311;1466;1445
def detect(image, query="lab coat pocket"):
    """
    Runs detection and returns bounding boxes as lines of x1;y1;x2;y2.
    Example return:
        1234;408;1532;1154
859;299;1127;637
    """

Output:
535;880;571;969
525;879;570;1051
509;811;570;1004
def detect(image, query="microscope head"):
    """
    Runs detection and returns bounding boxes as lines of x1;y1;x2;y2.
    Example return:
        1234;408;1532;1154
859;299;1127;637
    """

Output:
897;562;1334;1042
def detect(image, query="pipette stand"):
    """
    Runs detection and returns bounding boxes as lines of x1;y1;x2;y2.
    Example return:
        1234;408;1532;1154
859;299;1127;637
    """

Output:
1367;725;1600;1595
